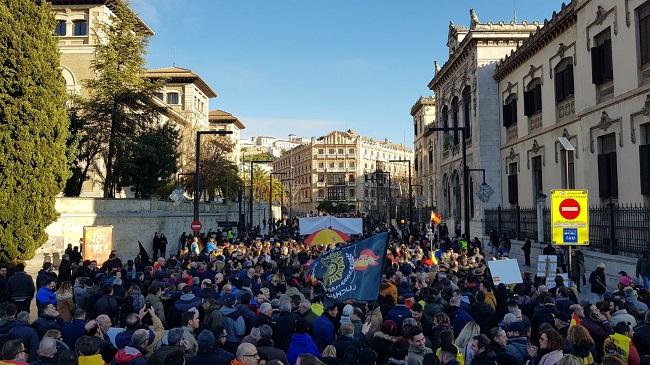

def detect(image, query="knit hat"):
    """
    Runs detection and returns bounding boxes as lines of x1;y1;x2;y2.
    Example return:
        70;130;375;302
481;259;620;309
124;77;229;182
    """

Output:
340;304;354;325
197;330;215;350
619;275;633;288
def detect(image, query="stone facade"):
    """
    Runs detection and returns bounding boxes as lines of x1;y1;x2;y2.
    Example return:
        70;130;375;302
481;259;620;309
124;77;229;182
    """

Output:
495;0;650;208
411;97;437;210
273;131;413;217
426;10;539;236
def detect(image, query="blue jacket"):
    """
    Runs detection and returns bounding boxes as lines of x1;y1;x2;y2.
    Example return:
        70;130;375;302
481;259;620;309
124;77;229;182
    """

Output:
8;320;39;359
35;287;57;307
386;305;412;329
312;314;335;350
449;307;473;337
287;333;321;365
62;319;86;349
174;294;202;313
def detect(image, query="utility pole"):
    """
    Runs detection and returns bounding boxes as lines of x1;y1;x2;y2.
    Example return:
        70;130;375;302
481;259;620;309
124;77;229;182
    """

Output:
194;131;232;229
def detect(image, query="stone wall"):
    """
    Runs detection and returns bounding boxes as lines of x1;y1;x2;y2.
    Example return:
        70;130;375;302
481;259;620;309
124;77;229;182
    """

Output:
28;198;278;270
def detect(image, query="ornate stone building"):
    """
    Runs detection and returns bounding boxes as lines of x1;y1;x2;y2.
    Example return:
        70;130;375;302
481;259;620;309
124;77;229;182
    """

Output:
495;0;650;207
411;96;437;213
427;10;539;235
273;130;413;217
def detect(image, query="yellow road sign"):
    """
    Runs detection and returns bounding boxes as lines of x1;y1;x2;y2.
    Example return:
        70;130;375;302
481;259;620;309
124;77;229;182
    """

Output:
551;190;589;245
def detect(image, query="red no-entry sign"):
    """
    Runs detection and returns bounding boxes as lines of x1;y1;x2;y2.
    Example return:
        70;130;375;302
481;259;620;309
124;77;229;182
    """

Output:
191;220;202;232
559;198;580;220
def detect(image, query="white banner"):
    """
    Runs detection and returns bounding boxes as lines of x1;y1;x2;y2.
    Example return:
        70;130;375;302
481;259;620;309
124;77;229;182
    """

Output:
487;259;523;286
299;216;363;235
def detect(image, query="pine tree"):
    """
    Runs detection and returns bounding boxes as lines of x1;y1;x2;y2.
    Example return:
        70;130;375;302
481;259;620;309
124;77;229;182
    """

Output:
0;0;70;262
82;1;164;198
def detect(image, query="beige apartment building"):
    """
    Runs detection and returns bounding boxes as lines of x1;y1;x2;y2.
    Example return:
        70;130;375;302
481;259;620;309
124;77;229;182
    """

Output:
50;1;220;196
411;96;437;212
425;10;539;235
495;0;650;207
208;109;247;165
273;130;413;217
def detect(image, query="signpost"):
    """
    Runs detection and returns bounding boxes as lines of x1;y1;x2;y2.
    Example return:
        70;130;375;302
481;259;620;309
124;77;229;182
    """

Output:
191;220;202;233
551;189;589;280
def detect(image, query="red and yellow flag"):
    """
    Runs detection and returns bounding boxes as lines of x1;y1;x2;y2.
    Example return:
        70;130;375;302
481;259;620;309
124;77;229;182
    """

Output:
569;312;581;328
431;212;442;225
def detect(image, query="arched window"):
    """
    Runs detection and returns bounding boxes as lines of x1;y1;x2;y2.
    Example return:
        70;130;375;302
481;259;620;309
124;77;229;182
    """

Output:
441;105;449;146
462;86;471;140
524;78;542;117
554;57;574;102
503;94;518;128
451;97;459;145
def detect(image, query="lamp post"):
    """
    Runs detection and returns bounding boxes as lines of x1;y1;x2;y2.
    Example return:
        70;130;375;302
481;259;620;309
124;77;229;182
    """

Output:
428;126;469;238
250;160;273;232
413;184;423;229
194;131;232;228
269;172;286;233
389;159;412;229
281;177;294;220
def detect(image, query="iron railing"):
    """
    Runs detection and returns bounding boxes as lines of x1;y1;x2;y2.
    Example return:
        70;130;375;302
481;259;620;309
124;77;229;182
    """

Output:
485;203;650;256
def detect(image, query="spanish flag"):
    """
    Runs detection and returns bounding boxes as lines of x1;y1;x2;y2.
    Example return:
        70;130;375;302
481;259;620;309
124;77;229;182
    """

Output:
431;212;442;225
569;312;581;328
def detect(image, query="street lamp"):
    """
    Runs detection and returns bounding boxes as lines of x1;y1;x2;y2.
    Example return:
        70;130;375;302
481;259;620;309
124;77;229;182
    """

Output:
250;160;273;232
428;126;469;238
389;159;412;229
281;177;294;220
195;130;232;229
269;172;286;232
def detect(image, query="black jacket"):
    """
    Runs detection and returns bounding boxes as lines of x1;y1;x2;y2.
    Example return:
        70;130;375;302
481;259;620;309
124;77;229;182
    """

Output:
633;323;650;357
187;350;229;365
7;271;35;300
273;311;299;352
95;295;120;319
257;339;289;365
472;350;497;365
149;345;184;365
32;315;64;338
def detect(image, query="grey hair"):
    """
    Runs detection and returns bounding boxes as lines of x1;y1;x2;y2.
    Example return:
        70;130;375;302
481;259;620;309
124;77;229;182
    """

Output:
38;337;57;357
131;329;149;347
16;311;29;322
260;303;272;313
279;301;292;313
259;324;273;339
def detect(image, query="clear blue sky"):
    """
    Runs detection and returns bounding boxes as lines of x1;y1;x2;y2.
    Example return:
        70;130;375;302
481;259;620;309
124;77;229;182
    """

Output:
131;0;563;145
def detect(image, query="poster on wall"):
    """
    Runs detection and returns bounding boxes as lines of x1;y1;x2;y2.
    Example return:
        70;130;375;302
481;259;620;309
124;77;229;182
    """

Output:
83;225;113;264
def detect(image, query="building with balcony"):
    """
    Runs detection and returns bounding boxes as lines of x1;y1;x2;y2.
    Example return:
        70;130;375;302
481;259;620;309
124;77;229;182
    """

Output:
495;0;650;207
273;130;413;218
411;96;437;215
427;9;539;235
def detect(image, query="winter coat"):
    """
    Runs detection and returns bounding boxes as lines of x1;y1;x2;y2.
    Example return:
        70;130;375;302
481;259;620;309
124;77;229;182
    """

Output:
603;333;641;365
332;336;356;359
505;337;529;364
149;345;184;365
580;317;612;362
386;305;412;329
78;354;105;365
31;315;64;338
30;355;57;365
312;313;336;350
145;293;166;325
174;293;202;313
58;259;72;283
95;295;119;319
273;311;299;352
183;326;199;356
257;339;289;365
7;271;35;301
448;307;473;337
286;333;320;365
624;290;648;317
62;319;86;349
370;332;398;365
35;287;57;307
300;309;318;327
610;309;637;328
634;323;650;357
36;269;56;289
74;284;89;310
220;305;246;344
187;350;230;365
568;344;595;365
470;302;496;334
538;350;563;365
470;350;497;365
588;270;607;295
637;257;650;277
7;320;39;359
111;346;147;365
406;345;433;365
57;292;75;322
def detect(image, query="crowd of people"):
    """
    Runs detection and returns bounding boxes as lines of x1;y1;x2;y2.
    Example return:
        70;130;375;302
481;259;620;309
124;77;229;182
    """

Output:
0;224;648;365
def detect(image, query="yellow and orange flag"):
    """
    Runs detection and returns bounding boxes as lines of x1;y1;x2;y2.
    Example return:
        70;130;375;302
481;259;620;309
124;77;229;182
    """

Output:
569;312;581;328
431;211;442;225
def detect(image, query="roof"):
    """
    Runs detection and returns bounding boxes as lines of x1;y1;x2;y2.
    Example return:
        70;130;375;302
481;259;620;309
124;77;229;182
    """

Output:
410;96;436;116
48;0;153;35
145;67;218;98
208;109;246;129
494;2;576;80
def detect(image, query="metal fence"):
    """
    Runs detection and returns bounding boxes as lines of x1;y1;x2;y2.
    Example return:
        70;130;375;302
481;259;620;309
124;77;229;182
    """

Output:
485;204;650;255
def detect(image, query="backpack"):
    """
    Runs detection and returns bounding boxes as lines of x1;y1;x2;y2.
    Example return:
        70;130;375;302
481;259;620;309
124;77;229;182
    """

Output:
223;309;246;343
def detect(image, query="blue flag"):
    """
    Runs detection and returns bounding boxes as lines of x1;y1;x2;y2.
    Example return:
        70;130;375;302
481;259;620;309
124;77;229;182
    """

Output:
307;232;389;302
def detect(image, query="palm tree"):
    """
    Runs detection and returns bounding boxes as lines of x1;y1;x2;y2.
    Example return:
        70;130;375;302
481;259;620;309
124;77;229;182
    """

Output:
246;166;286;202
182;136;242;200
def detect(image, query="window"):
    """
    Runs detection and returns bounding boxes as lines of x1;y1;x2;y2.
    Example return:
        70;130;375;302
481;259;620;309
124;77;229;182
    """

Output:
469;177;475;218
414;156;419;172
318;149;324;154
348;174;355;182
502;95;518;128
598;133;618;199
318;189;324;198
154;93;164;101
329;149;335;154
328;162;334;169
560;148;576;189
508;162;518;205
531;156;543;200
166;92;180;104
55;20;66;36
414;122;418;136
554;58;575;102
349;161;355;168
639;3;650;66
338;148;344;154
338;162;344;168
451;97;459;145
349;189;355;198
318;162;324;168
640;123;650;195
327;186;346;200
591;28;613;85
524;79;542;117
441;106;449;144
349;148;355;154
462;86;472;140
428;146;433;165
73;20;88;36
317;174;325;182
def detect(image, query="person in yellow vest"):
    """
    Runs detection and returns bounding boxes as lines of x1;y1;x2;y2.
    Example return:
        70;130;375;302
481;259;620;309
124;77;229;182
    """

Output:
603;322;640;365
